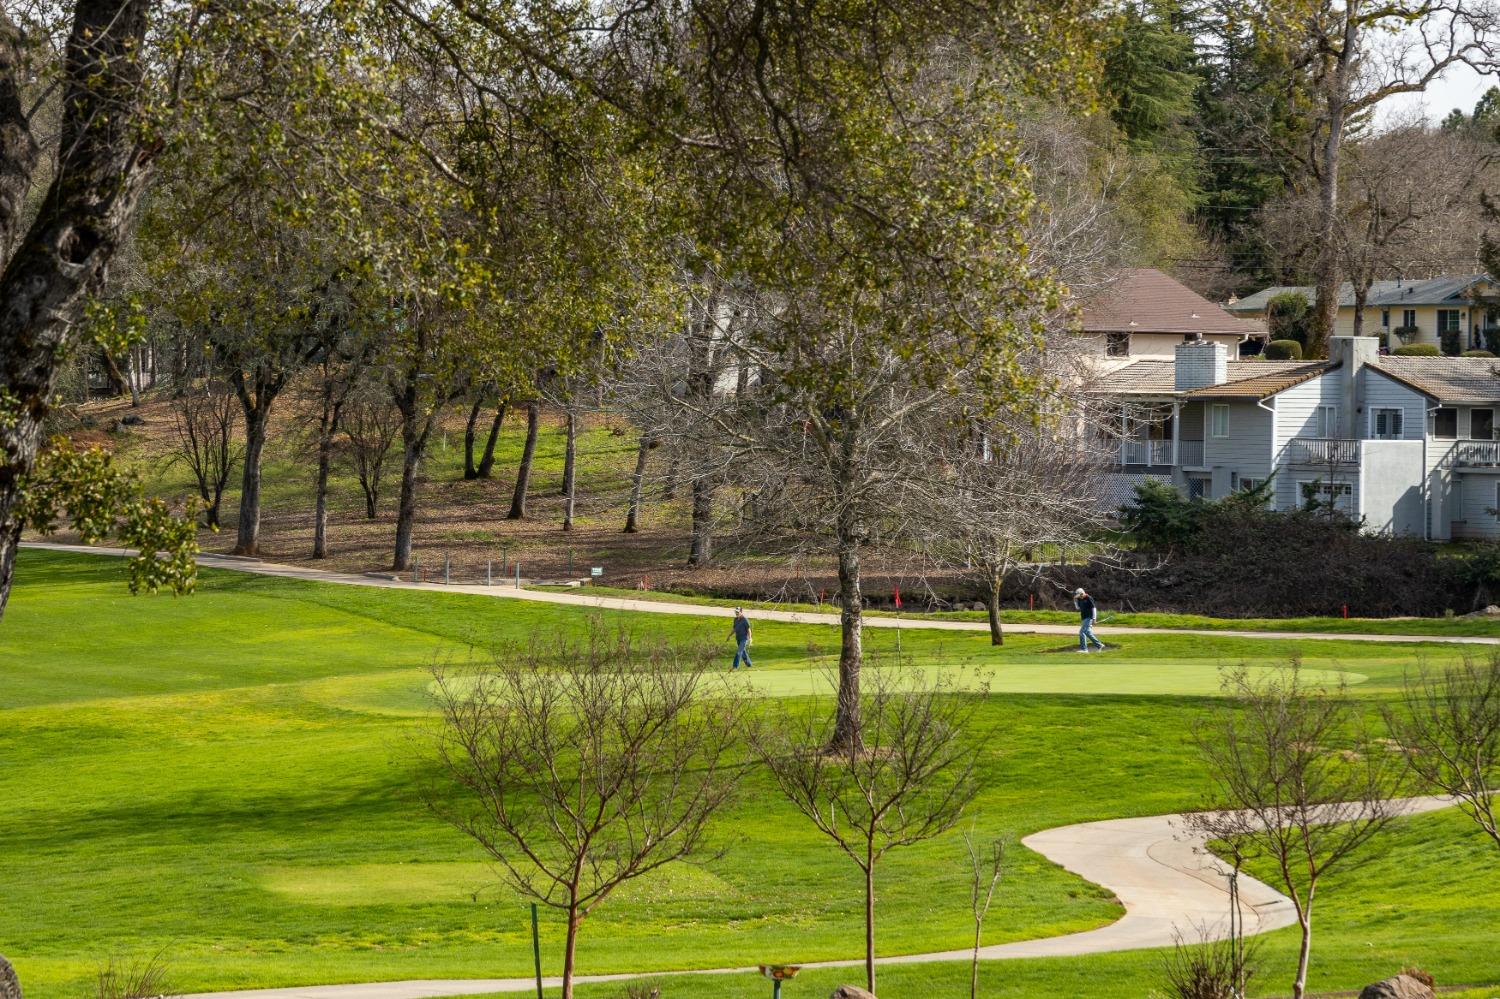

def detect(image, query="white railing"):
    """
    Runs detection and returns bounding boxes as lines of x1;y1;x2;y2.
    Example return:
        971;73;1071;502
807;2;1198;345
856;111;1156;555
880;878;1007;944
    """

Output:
1178;439;1205;466
1287;437;1361;464
1451;440;1500;467
1120;439;1173;466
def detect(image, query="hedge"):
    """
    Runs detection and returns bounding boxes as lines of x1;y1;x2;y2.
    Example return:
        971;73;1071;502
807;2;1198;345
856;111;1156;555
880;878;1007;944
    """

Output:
1393;343;1441;356
1264;338;1303;360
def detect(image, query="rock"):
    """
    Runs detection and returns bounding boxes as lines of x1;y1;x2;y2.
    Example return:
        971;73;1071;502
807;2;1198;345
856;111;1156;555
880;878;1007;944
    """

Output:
830;988;877;999
1;953;22;999
120;413;146;426
1358;974;1435;999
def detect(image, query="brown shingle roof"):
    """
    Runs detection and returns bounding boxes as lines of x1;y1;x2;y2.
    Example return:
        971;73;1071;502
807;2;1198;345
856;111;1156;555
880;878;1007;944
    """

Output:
1094;359;1330;398
1371;357;1500;404
1185;361;1336;400
1080;269;1269;337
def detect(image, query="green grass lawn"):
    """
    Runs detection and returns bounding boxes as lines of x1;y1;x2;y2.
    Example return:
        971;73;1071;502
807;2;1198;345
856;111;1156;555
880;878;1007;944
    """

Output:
2;549;1499;999
578;584;1500;638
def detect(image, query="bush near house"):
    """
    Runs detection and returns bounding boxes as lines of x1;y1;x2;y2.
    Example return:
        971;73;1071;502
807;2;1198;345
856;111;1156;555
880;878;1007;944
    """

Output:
1393;324;1423;344
1442;328;1464;355
1051;480;1478;618
1393;343;1441;356
1264;339;1303;360
1266;291;1311;345
1463;349;1497;357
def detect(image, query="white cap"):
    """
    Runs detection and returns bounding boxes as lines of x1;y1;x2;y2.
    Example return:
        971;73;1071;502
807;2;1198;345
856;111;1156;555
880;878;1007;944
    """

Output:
1074;588;1087;597
734;607;744;614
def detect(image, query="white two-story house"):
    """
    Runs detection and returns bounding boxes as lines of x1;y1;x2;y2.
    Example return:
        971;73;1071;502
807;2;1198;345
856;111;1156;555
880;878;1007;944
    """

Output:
1096;336;1500;538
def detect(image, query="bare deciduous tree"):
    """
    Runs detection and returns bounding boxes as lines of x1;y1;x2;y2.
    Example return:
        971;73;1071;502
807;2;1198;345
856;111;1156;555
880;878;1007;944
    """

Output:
1244;0;1500;355
426;624;750;999
1261;121;1490;346
341;385;400;520
912;376;1112;645
168;383;241;531
1387;654;1500;850
964;832;1003;999
1189;663;1406;999
754;664;988;995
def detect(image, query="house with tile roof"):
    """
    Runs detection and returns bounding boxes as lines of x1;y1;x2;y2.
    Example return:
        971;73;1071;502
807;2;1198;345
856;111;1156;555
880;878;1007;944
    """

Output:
1079;268;1268;364
1225;275;1499;352
1093;336;1500;538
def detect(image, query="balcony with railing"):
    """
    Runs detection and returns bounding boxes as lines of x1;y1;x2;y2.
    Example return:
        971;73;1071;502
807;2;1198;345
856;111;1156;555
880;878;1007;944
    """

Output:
1449;440;1500;468
1287;437;1361;464
1114;438;1206;468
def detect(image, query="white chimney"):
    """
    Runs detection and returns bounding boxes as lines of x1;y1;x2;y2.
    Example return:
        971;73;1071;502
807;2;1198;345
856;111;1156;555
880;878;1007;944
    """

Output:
1175;340;1228;391
1329;336;1379;438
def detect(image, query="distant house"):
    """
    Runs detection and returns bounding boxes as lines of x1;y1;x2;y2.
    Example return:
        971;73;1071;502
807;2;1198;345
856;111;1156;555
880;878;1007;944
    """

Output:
1226;275;1500;353
1092;336;1500;539
1078;268;1268;364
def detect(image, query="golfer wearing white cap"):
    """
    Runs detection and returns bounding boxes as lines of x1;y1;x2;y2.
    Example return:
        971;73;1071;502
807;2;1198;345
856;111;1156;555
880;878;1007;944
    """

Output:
1074;587;1105;653
730;607;753;669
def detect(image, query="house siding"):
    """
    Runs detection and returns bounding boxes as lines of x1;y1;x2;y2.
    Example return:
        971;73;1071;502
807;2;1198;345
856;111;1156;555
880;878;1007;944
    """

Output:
1199;399;1274;499
1271;374;1360;514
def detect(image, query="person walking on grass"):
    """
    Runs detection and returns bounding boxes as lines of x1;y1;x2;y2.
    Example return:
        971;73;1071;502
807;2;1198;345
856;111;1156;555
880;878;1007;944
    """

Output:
1075;587;1105;653
730;607;753;669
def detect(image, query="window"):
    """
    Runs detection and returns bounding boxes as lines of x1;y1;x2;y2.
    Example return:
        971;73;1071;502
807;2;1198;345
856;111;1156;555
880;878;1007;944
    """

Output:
1210;404;1230;438
1474;409;1496;441
1433;407;1459;439
1404;308;1418;329
1186;477;1209;501
1105;332;1130;357
1314;404;1337;438
1372;407;1404;439
1239;478;1262;493
1438;309;1462;333
1381;309;1391;328
1297;479;1353;512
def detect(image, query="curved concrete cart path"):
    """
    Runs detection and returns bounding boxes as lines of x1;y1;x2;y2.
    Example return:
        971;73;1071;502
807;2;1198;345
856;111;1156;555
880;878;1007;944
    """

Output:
165;797;1459;999
22;541;1500;646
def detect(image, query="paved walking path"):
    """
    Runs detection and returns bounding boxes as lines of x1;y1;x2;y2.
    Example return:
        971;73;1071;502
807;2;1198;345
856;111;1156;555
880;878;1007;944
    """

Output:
173;796;1458;999
22;542;1500;646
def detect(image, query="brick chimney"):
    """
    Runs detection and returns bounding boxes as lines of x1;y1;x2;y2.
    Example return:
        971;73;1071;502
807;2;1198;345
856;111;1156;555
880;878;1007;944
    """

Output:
1175;339;1228;391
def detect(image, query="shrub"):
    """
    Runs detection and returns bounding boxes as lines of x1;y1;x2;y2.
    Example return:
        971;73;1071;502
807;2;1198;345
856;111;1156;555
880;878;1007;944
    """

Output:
1486;328;1500;354
1464;348;1496;357
1266;292;1311;345
1117;478;1205;553
1393;324;1422;344
1393;343;1441;356
1264;339;1303;360
1441;327;1463;355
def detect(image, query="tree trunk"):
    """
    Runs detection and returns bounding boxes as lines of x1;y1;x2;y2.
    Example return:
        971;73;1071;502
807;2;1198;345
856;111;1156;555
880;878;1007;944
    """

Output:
561;905;582;999
507;401;540;520
235;405;270;556
1309;14;1357;360
126;345;141;406
560;408;576;497
0;1;155;619
986;572;1003;646
561;409;576;531
463;396;483;479
624;434;651;533
101;350;128;397
864;856;877;994
312;380;341;560
393;415;426;571
476;401;506;478
1351;284;1367;341
1293;906;1313;999
662;456;678;500
688;477;713;565
830;507;865;752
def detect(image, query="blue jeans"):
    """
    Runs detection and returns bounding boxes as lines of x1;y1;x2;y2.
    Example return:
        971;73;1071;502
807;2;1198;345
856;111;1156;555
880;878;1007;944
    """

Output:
1079;618;1104;651
733;638;753;669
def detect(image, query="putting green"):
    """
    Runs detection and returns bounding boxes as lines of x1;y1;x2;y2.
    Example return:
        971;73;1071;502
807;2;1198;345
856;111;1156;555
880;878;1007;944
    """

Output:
316;660;1371;720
